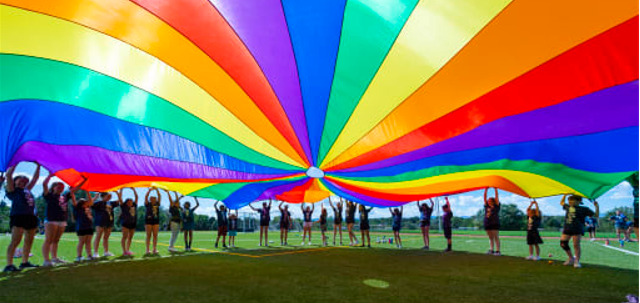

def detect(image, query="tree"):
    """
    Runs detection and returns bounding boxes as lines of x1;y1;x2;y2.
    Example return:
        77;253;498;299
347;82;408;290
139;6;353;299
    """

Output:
498;204;526;230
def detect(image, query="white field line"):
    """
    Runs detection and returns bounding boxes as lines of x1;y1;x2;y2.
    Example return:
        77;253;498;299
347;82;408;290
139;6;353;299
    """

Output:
595;242;639;256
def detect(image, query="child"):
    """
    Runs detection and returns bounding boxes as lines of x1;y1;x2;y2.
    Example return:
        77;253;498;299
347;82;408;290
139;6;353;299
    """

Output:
214;201;228;248
92;191;117;258
483;187;501;256
359;204;373;248
166;190;182;252
4;163;41;272
69;178;94;262
609;210;628;241
559;195;599;268
300;202;315;246
41;174;77;266
228;209;238;248
329;198;343;246
278;202;291;246
584;215;597;241
417;199;434;249
249;199;272;247
144;187;162;254
345;199;358;246
389;206;403;248
318;204;328;246
525;200;543;260
115;188;137;256
442;197;453;252
181;197;199;251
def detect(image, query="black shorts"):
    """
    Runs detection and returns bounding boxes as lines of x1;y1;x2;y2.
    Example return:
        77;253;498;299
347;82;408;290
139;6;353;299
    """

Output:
122;222;136;230
279;221;290;230
360;222;370;231
77;228;94;236
484;223;500;231
145;219;160;225
346;217;355;224
527;230;543;245
634;218;639;228
586;227;595;233
260;219;270;227
334;218;342;225
392;226;401;232
443;226;452;239
10;215;39;230
562;229;584;236
321;224;327;232
420;220;430;228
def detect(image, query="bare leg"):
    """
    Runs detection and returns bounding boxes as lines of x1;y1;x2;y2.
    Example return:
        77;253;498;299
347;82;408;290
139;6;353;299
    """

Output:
85;235;93;258
22;228;36;264
264;227;268;245
486;229;494;251
495;231;501;252
52;226;65;260
366;231;370;246
103;227;112;253
425;226;430;247
572;235;582;263
127;229;134;252
6;227;24;266
338;224;343;244
121;228;129;254
152;224;159;253
94;226;104;255
534;244;540;257
145;225;151;253
42;223;56;262
560;233;573;260
528;245;533;256
77;236;84;258
284;229;288;243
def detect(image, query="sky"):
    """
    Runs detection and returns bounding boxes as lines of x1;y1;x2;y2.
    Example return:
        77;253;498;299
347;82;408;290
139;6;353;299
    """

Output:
1;162;635;220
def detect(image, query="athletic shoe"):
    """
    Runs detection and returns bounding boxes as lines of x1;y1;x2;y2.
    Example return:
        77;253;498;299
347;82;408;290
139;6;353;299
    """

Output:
42;260;54;267
573;262;582;268
19;262;39;269
589;238;595;242
301;242;305;246
525;255;533;260
563;258;574;266
486;250;494;255
75;257;83;262
83;256;95;262
92;253;100;258
3;265;21;272
534;256;541;261
308;242;311;246
104;252;115;257
223;244;228;248
493;251;501;256
214;243;218;248
340;242;343;246
152;250;159;255
52;258;67;264
168;247;177;252
333;241;336;246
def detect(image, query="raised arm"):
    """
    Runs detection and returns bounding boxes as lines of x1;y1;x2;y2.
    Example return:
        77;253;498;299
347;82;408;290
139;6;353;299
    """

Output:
86;190;95;206
560;194;567;206
445;196;451;209
155;188;162;203
26;163;40;190
43;174;53;196
484;188;489;204
593;200;599;217
329;199;335;210
145;187;153;205
311;203;315;212
214;201;219;211
6;165;16;193
193;197;200;211
428;198;434;208
130;187;139;204
400;206;403;215
268;198;272;208
494;188;499;204
389;207;393;215
164;189;174;205
300;202;305;211
279;201;284;212
249;203;257;211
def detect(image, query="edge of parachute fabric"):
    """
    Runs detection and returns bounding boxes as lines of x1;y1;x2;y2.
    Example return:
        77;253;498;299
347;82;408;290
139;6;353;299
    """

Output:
0;0;637;208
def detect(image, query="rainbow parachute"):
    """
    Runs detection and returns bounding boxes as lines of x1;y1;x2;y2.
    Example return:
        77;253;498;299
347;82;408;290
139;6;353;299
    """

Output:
0;0;638;207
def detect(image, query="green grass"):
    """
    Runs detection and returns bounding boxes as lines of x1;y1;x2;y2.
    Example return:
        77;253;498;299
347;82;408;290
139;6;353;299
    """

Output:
0;231;637;302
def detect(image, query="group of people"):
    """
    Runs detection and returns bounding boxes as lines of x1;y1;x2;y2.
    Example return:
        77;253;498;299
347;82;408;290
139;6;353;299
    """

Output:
2;162;638;272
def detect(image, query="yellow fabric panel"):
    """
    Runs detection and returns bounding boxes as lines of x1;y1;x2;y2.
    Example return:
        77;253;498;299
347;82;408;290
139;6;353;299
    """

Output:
322;0;512;166
0;5;303;168
321;0;638;168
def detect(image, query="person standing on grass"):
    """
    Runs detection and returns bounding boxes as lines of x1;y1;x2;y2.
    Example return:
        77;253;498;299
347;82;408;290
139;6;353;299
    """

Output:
584;215;597;241
559;195;598;268
317;204;328;246
42;174;80;266
389;206;403;248
3;163;41;272
144;187;162;254
69;178;95;262
249;199;272;247
182;197;199;251
483;187;501;256
359;204;373;248
167;190;182;252
228;209;238;248
214;201;228;248
301;202;315;246
92;192;118;258
278;202;292;246
345;199;358;246
442;197;453;252
115;188;138;256
525;200;543;260
329;198;343;246
609;210;628;241
417;199;434;249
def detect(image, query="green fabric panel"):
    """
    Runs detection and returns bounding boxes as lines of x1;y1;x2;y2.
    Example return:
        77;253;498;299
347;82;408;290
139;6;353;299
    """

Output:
317;0;418;164
330;159;637;199
0;54;300;171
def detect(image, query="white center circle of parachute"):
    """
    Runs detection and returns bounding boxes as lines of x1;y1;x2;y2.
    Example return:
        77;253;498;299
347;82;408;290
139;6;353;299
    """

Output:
306;166;325;178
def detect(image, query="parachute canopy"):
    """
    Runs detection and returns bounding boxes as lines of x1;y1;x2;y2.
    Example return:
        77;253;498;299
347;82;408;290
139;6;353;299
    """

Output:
1;0;638;208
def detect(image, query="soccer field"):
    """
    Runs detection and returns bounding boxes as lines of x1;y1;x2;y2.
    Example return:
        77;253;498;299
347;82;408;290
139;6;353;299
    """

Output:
0;231;637;302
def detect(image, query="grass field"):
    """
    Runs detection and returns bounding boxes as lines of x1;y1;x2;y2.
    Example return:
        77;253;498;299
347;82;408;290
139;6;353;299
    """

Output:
0;230;637;302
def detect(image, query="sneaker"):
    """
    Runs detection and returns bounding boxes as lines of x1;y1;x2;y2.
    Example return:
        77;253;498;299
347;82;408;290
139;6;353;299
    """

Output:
340;242;343;246
308;242;311;246
486;250;494;255
214;243;218;248
104;252;115;257
152;250;159;254
3;265;21;272
589;238;595;242
534;256;541;261
52;258;67;264
573;262;582;268
19;262;39;269
563;258;574;266
301;242;305;246
525;255;533;260
42;260;54;267
367;245;371;248
223;244;228;248
92;253;100;258
75;257;83;262
493;251;501;256
83;256;94;262
333;241;336;246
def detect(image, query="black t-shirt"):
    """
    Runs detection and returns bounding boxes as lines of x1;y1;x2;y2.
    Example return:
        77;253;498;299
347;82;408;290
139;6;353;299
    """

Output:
280;210;291;224
563;204;594;233
420;205;433;222
303;209;313;222
359;207;371;223
44;193;69;222
257;207;270;222
332;205;343;220
347;203;357;219
119;202;137;226
320;212;327;225
170;206;182;223
8;188;36;216
74;205;93;230
93;200;116;225
145;200;160;221
216;209;228;226
229;217;238;231
484;203;500;226
527;215;541;231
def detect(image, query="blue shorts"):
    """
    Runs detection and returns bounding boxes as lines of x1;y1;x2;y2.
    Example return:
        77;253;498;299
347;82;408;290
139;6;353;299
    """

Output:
229;230;237;237
182;222;194;231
